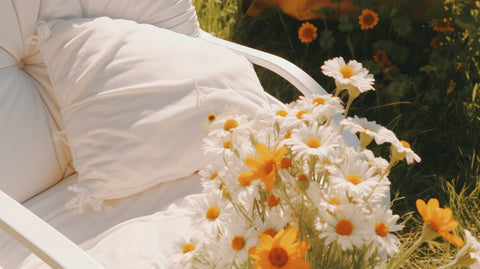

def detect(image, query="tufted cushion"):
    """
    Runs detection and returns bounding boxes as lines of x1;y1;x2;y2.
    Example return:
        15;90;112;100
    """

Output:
0;0;200;202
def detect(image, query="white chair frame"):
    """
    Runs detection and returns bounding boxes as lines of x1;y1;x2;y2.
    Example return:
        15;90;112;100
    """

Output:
0;30;328;268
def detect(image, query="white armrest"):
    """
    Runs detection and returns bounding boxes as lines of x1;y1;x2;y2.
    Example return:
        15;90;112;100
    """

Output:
198;30;328;97
0;190;104;269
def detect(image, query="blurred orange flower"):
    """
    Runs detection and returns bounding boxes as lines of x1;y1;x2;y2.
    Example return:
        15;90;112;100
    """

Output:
359;9;379;30
298;22;318;43
373;50;391;69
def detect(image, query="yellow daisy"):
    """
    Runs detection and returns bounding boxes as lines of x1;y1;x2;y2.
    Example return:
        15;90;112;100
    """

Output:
416;198;464;247
248;226;310;269
238;144;286;191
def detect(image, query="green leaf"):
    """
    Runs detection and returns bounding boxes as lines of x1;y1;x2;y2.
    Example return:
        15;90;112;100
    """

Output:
392;15;412;37
338;15;354;32
319;30;335;50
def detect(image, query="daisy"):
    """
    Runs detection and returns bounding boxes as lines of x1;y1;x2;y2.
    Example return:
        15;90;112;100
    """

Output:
221;216;259;266
368;207;403;257
169;235;204;269
439;229;480;269
416;198;464;247
298;22;318;43
292;94;345;124
359;9;379;30
340;116;397;147
317;203;371;251
254;209;291;239
287;123;343;161
222;162;261;211
327;155;384;199
390;139;421;165
308;183;352;213
188;191;233;235
199;164;223;193
248;226;311;269
321;57;375;99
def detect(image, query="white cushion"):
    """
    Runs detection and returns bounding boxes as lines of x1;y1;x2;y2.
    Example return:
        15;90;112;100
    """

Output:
0;0;80;202
38;17;269;211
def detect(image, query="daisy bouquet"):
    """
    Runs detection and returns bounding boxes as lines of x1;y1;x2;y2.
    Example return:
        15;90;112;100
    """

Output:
170;57;480;268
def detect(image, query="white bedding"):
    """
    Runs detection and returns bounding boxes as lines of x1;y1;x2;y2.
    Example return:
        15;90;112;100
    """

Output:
0;173;202;268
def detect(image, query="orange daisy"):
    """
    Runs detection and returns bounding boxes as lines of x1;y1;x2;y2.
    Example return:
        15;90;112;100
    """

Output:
238;144;286;191
359;9;379;30
416;198;464;247
248;226;311;269
298;22;318;43
373;50;391;69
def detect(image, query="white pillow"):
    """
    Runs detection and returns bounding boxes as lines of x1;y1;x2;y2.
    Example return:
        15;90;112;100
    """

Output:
38;17;269;211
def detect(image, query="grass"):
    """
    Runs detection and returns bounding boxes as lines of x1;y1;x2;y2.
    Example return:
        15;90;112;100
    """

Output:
193;0;480;267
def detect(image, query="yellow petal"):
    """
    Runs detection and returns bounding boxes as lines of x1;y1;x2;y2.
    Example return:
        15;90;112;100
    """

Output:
284;258;311;269
441;232;464;247
286;241;310;259
263;170;276;191
245;157;264;170
278;226;298;248
438;220;459;233
258;233;274;250
416;199;427;219
256;144;273;160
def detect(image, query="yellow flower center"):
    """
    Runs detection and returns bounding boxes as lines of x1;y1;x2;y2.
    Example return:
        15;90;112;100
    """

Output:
224;119;238;131
210;172;218;181
267;194;281;207
336;219;354;236
182;243;196;254
283;132;292;139
328;197;340;205
269;247;289;267
231;236;246;251
206;206;220;220
313;97;325;105
224;140;232;149
346;174;362;185
276;110;288;117
400;140;411;149
306;138;321;148
375;222;390;237
296;110;310;119
208;113;216;122
297;174;308;181
263;228;278;238
339;66;356;79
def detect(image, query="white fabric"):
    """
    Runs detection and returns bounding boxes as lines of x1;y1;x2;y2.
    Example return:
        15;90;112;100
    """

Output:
37;17;268;210
0;0;78;203
0;172;202;268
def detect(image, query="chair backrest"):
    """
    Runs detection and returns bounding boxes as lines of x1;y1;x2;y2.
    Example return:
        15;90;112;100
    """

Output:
0;0;200;203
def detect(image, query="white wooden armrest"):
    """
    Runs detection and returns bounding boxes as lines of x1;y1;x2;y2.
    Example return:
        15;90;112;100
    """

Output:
0;190;104;269
198;30;328;97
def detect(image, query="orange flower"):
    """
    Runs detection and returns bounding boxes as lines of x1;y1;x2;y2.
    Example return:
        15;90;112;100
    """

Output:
373;50;391;69
249;226;310;269
238;144;286;191
359;9;379;30
433;17;454;32
416;198;464;247
298;22;318;43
